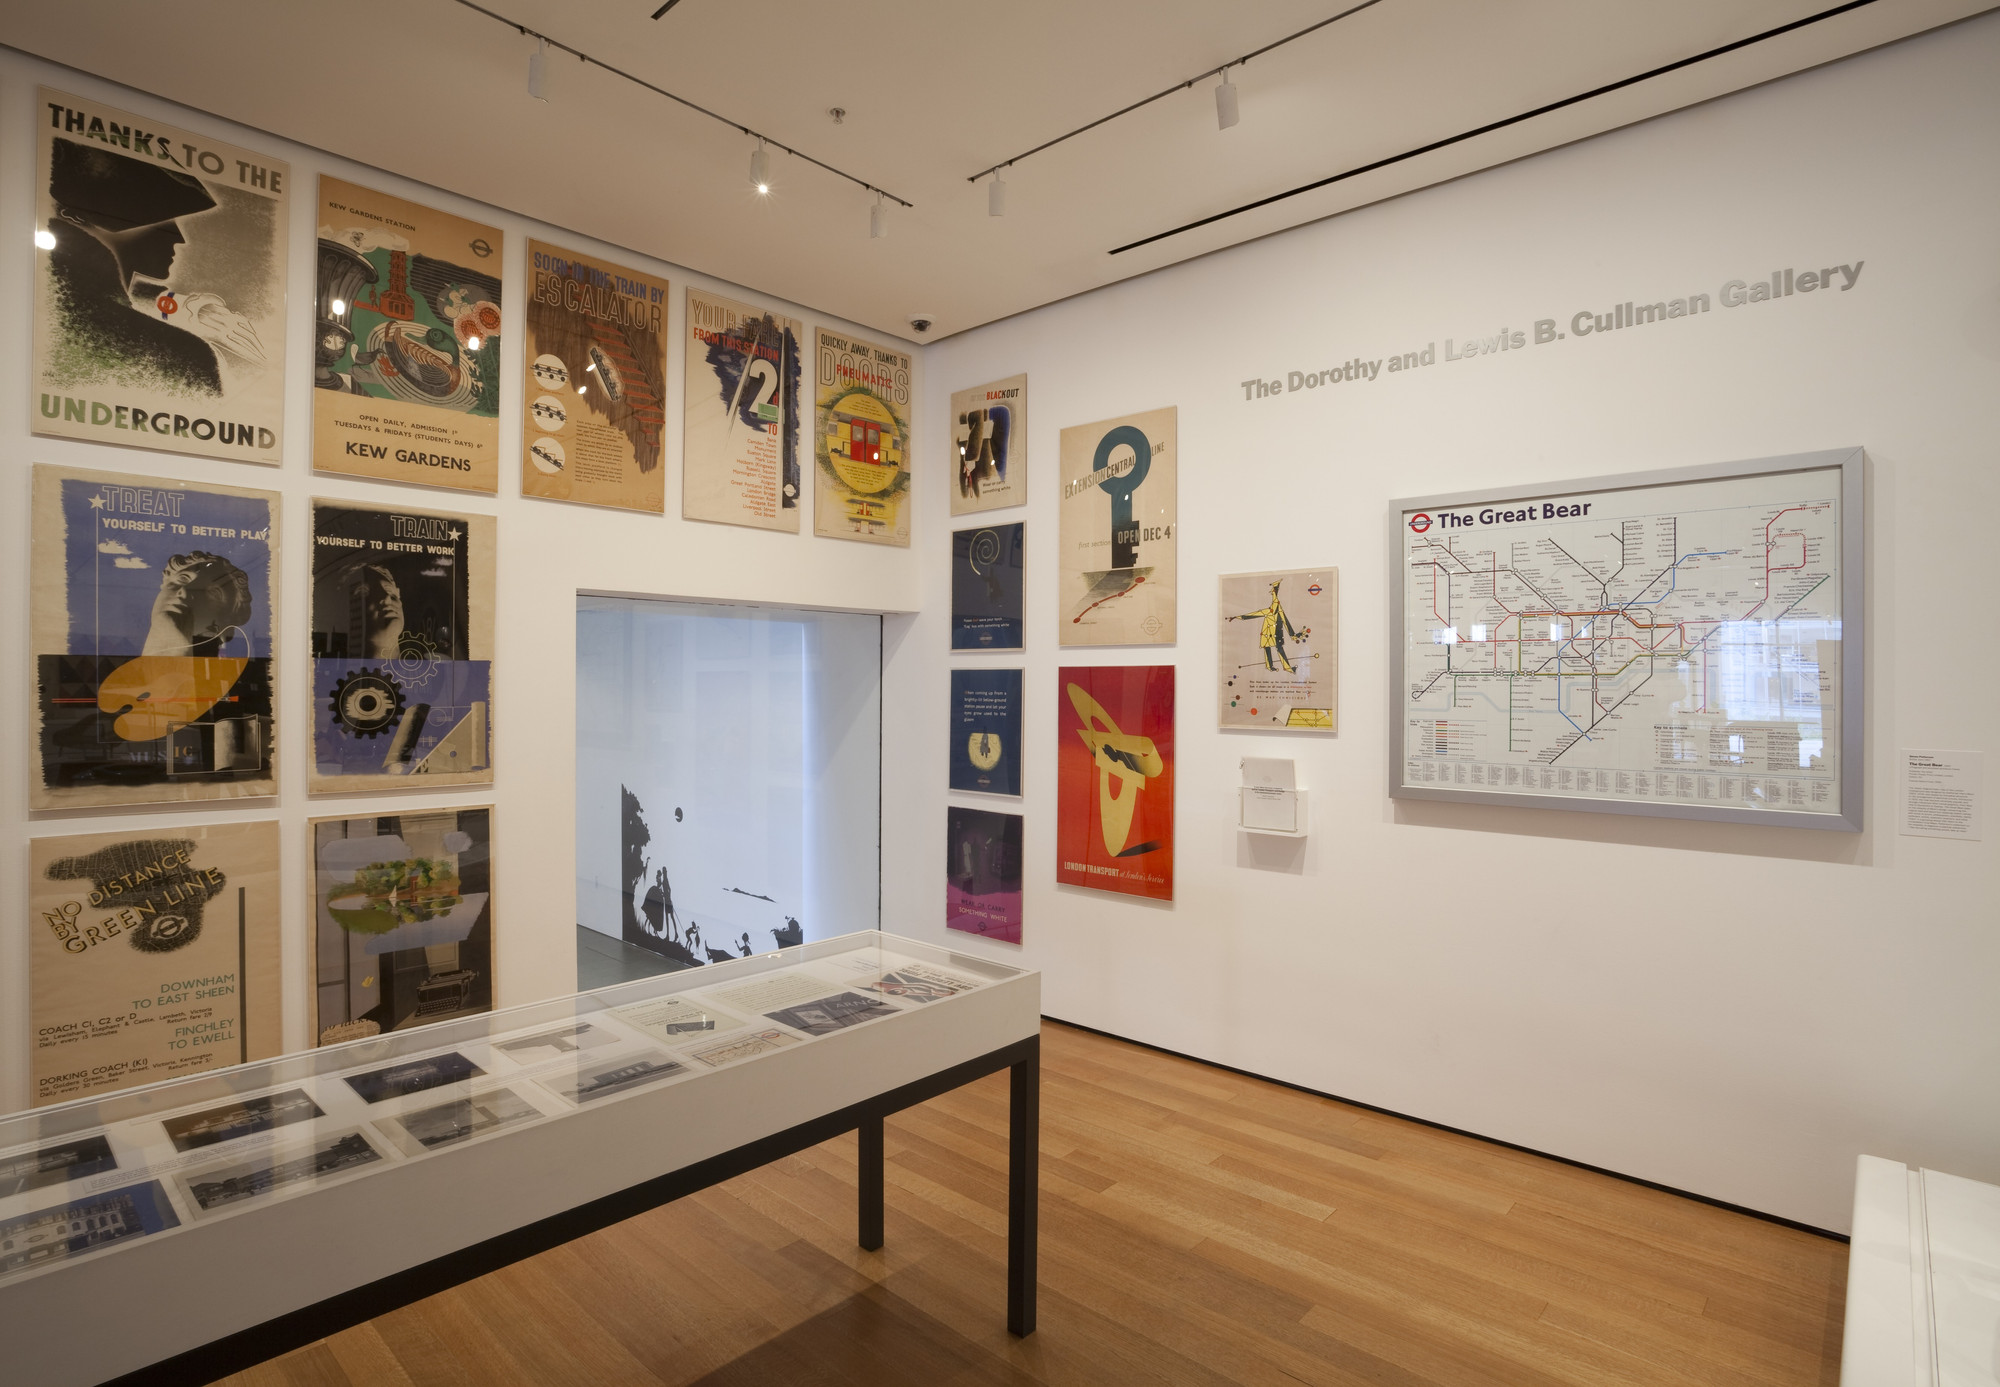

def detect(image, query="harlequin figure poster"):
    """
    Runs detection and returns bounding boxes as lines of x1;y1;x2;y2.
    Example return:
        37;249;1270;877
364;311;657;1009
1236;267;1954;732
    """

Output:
814;327;911;545
1218;568;1338;730
32;464;279;809
33;88;289;466
312;177;503;493
1056;665;1174;900
684;288;802;530
309;500;494;792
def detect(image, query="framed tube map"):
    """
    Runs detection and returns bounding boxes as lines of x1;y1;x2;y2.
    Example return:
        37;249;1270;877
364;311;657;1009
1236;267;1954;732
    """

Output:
312;177;503;493
309;500;494;793
1059;407;1176;645
32;464;279;809
1056;665;1175;900
33;88;289;467
522;241;668;513
815;328;911;545
685;289;802;530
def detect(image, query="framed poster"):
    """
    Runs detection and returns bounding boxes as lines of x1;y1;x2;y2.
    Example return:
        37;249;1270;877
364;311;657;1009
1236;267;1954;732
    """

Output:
952;521;1024;651
950;668;1022;796
312;177;503;493
1059;407;1176;645
309;807;496;1045
1391;448;1863;829
522;241;667;512
308;500;494;792
951;374;1026;513
34;88;289;466
1056;665;1175;900
30;820;282;1106
1219;568;1338;730
684;288;802;530
946;806;1022;944
32;464;279;809
814;327;911;545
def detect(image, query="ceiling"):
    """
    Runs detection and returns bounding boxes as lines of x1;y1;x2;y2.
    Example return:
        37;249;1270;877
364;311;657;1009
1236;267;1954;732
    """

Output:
8;0;1991;342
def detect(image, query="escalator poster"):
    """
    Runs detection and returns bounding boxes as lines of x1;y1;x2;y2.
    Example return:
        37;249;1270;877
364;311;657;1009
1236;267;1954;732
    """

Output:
309;807;495;1046
950;374;1026;514
312;176;503;494
30;820;282;1106
814;327;911;546
522;241;668;513
32;463;279;810
684;288;802;531
1056;665;1175;901
308;500;494;792
1059;406;1176;646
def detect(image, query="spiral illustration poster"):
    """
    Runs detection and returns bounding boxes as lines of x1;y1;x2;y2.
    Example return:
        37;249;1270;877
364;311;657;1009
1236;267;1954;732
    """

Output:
952;521;1025;650
30;820;282;1106
32;464;280;810
33;88;289;466
815;327;911;545
309;500;494;793
685;288;802;530
950;374;1026;514
1056;665;1175;900
1059;407;1176;645
312;177;503;493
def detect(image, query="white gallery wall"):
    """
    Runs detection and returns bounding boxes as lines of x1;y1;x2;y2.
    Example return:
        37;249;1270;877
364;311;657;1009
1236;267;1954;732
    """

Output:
894;13;2000;1233
0;47;921;1115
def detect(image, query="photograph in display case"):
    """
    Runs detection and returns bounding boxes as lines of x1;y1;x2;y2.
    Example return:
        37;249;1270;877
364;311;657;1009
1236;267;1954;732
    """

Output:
1219;568;1338;731
0;1136;117;1199
611;995;745;1045
952;521;1025;650
764;992;901;1036
945;806;1023;944
310;807;496;1045
495;1022;621;1061
814;327;911;545
1056;665;1175;900
862;964;983;1004
1059;407;1176;646
684;289;802;530
308;500;494;791
29;820;283;1107
377;1087;544;1158
34;88;289;466
521;240;667;512
541;1050;687;1105
0;1181;179;1281
342;1051;485;1104
951;374;1026;513
1391;449;1863;830
161;1089;324;1154
175;1127;384;1220
950;668;1022;796
312;177;503;493
32;464;279;810
683;1028;799;1068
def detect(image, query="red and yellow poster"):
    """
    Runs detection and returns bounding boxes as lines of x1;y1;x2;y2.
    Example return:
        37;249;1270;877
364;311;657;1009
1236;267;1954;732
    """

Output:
1056;665;1175;901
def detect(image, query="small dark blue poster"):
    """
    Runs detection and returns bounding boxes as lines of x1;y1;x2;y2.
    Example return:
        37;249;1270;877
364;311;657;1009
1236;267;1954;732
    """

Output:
951;522;1024;651
950;668;1022;796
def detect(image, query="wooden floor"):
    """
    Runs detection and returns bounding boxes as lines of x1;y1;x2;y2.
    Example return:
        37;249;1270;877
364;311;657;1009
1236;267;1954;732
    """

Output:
220;1022;1847;1387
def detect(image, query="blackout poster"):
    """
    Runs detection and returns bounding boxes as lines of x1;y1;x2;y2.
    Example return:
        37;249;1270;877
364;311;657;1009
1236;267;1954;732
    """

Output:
1056;665;1175;900
950;374;1026;514
34;88;289;466
32;464;279;810
684;288;802;530
308;500;494;792
522;241;668;512
945;806;1022;945
950;669;1022;796
952;521;1025;651
312;177;503;493
310;807;495;1045
1058;407;1177;645
30;821;282;1106
814;327;912;545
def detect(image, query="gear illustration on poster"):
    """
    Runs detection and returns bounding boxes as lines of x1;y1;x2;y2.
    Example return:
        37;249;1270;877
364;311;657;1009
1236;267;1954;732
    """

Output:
390;633;443;690
330;669;404;738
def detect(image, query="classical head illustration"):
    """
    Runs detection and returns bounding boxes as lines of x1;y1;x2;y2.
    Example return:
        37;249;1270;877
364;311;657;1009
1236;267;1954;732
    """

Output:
1067;682;1163;857
143;551;253;657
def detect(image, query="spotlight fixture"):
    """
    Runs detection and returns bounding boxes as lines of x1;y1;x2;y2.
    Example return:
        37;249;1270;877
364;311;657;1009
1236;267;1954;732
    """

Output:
871;192;888;239
750;142;770;194
1215;67;1239;130
528;37;550;102
988;172;1007;217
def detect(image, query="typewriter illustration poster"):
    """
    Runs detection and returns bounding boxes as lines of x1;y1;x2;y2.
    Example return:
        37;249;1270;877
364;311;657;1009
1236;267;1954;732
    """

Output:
952;521;1025;651
308;500;494;792
950;668;1022;796
31;464;279;810
312;176;503;493
814;327;912;546
522;240;668;513
1056;665;1175;901
684;287;802;531
33;88;289;466
29;820;282;1106
1218;568;1339;731
950;374;1026;514
1058;406;1176;646
945;805;1023;944
309;807;495;1045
